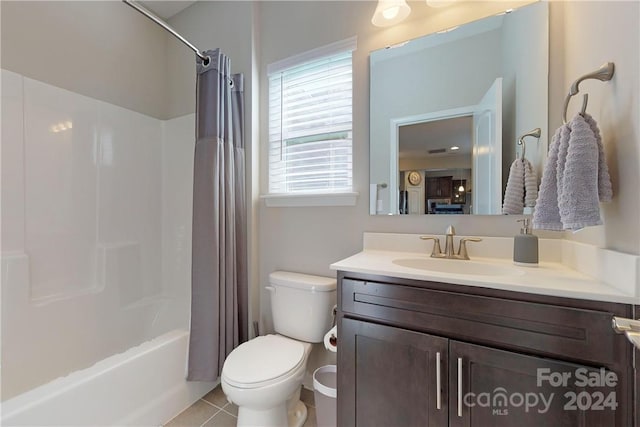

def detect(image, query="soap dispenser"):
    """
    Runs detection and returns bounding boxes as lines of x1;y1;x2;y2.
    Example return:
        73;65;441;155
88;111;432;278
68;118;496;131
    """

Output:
513;218;538;266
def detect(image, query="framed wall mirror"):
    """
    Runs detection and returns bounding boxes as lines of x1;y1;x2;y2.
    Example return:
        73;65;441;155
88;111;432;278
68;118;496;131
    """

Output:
370;1;549;215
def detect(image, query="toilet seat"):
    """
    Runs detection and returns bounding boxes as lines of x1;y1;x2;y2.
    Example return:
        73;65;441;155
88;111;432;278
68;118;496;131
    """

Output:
222;335;305;389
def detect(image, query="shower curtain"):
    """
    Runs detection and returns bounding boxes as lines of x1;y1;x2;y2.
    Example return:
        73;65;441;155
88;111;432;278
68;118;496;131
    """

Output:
188;49;248;381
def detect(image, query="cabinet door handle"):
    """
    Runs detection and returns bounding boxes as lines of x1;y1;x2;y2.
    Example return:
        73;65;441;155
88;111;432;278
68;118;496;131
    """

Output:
457;357;463;417
436;352;441;410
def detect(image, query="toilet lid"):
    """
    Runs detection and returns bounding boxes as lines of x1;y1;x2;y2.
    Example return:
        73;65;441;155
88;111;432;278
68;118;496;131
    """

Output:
222;335;305;387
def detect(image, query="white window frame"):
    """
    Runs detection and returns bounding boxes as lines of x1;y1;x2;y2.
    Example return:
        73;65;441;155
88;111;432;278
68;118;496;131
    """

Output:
262;37;358;208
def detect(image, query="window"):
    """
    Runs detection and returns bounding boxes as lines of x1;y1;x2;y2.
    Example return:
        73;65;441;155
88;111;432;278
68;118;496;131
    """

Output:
267;38;356;204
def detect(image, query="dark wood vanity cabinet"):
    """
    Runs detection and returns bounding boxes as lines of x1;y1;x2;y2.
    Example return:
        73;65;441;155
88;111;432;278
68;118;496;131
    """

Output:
341;318;448;426
337;272;635;427
449;341;617;427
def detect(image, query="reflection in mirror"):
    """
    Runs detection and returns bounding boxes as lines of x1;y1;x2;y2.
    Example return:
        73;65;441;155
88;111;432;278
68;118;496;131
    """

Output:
399;116;473;214
370;1;548;215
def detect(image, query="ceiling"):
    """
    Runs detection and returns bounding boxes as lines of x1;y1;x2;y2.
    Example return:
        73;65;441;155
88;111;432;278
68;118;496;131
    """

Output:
398;116;473;159
139;1;196;19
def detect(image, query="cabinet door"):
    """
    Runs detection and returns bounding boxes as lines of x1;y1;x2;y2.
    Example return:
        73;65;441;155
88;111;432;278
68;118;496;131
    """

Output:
449;341;618;427
338;318;448;427
439;177;452;198
426;178;440;197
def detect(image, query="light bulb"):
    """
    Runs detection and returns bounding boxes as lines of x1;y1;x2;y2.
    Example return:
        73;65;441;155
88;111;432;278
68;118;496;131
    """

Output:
372;0;411;27
458;184;465;192
382;6;400;19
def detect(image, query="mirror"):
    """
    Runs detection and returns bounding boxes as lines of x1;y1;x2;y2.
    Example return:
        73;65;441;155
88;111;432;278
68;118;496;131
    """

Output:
370;2;549;215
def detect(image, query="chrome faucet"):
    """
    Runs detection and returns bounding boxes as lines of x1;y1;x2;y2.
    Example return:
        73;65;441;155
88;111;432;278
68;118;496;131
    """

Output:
443;225;456;258
420;226;482;260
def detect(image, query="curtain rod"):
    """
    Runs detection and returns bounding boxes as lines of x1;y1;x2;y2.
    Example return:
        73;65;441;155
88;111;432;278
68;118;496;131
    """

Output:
122;0;210;65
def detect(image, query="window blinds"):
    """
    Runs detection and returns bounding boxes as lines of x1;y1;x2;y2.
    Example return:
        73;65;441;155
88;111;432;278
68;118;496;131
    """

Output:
268;49;353;194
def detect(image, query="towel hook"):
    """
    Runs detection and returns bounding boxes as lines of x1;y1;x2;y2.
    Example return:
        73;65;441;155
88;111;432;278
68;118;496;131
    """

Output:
517;128;541;160
562;62;615;124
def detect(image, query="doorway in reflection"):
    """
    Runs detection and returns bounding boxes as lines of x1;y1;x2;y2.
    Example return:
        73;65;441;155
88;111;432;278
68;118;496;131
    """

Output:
398;115;473;214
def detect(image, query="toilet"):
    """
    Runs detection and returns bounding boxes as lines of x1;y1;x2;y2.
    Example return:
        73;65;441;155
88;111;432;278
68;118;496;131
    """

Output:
221;271;337;427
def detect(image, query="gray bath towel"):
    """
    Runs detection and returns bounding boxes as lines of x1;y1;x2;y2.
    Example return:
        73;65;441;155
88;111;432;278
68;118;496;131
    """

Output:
533;126;566;230
558;114;612;230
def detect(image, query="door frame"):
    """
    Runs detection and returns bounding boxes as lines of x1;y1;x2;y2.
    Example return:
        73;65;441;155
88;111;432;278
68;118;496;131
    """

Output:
389;105;475;215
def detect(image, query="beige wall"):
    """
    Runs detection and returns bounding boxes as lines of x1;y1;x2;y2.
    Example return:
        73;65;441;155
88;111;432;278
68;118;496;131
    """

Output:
166;1;255;119
1;1;170;119
549;1;640;254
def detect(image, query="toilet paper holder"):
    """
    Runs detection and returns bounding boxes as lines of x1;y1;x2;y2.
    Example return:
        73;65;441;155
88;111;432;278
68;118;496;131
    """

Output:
324;305;338;351
330;305;337;345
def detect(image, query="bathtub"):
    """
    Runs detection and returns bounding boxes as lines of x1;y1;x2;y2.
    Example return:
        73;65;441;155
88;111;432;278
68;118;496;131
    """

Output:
1;330;215;426
1;69;206;426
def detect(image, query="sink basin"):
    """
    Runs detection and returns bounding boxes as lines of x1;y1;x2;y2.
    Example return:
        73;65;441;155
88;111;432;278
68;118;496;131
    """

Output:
392;257;524;277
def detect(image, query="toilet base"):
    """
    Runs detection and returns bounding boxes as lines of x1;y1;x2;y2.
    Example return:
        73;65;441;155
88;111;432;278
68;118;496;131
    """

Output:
236;397;307;427
288;399;308;427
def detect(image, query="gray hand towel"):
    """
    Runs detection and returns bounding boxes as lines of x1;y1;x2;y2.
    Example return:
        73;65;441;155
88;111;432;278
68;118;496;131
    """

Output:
533;113;612;231
583;113;613;202
533;126;567;230
503;157;539;214
523;158;538;207
559;114;612;230
502;158;525;214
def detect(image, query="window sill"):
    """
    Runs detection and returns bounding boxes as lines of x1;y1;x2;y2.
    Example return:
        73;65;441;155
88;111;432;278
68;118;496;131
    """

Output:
261;192;359;207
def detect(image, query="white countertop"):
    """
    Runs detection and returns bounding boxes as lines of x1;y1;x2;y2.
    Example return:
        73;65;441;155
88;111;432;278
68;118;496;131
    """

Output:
330;233;640;305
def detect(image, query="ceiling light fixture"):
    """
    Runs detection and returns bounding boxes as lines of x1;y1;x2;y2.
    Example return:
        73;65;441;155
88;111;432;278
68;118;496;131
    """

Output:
372;0;411;27
456;169;465;193
450;146;460;151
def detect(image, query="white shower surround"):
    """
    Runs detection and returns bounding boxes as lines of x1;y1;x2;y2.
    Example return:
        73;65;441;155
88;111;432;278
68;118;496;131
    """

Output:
1;69;202;423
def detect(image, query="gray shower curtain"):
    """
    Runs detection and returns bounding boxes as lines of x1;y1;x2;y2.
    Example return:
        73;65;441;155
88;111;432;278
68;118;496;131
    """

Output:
188;49;248;381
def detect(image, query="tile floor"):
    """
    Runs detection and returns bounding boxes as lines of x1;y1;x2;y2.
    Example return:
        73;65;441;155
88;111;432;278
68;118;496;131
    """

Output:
164;384;318;427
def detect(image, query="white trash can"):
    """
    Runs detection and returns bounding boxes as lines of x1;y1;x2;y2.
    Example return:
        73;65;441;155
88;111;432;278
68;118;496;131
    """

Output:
313;365;337;427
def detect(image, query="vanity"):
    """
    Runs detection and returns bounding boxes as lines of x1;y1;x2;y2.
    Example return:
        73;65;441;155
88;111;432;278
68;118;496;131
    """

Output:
331;233;639;427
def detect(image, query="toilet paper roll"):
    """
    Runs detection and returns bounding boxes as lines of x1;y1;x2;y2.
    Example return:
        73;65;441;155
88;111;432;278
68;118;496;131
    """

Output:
324;325;337;352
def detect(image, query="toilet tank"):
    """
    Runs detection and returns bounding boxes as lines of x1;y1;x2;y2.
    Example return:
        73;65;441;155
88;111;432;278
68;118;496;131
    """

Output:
268;271;336;343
